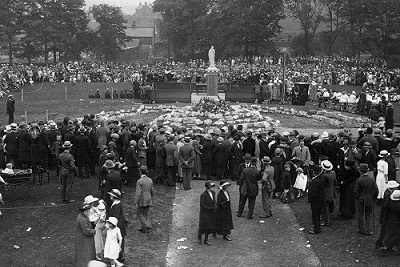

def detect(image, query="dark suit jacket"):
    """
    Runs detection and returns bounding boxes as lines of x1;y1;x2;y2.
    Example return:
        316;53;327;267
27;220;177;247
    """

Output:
179;143;195;168
259;139;269;159
108;201;126;236
238;166;261;196
322;170;336;202
125;146;138;168
105;170;122;193
242;137;256;156
354;173;378;206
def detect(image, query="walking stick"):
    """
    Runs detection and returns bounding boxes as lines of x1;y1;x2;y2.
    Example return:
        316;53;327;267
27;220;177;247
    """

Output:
372;200;376;233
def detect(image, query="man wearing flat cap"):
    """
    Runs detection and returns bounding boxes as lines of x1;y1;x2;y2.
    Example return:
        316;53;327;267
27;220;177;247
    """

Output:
354;163;378;235
134;166;154;234
124;140;140;186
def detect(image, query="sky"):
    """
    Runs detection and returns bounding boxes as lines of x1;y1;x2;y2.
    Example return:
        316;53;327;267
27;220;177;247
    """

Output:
85;0;153;15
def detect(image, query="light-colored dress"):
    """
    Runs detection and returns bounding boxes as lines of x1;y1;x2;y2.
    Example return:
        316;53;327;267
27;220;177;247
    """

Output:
376;159;388;199
103;227;122;260
94;210;106;254
293;173;307;191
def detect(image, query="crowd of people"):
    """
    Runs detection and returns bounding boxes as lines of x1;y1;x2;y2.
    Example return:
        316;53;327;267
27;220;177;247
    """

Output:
1;56;400;97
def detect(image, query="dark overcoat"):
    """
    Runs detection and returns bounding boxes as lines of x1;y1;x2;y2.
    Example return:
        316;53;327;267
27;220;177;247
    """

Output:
74;213;96;267
198;190;216;233
201;139;215;176
216;189;233;236
382;199;400;248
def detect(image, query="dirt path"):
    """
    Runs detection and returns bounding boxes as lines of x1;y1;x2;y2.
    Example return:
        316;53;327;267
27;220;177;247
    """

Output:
166;180;321;267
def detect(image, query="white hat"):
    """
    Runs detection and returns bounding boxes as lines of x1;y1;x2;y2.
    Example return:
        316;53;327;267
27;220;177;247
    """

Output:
107;216;118;226
378;150;390;158
84;195;99;205
387;180;399;189
321;131;329;138
321;160;333;171
390;190;400;201
87;260;107;267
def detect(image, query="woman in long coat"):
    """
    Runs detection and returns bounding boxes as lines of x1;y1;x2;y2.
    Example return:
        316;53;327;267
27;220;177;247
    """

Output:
216;180;233;240
201;134;215;180
339;160;359;219
198;181;216;246
382;190;400;249
74;204;96;267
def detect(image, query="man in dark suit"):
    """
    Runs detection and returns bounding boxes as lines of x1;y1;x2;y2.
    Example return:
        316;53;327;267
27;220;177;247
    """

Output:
198;181;217;246
229;136;243;181
3;123;19;167
237;157;261;219
308;165;325;234
124;140;140;186
385;103;394;130
259;132;269;160
73;126;91;179
242;131;255;156
59;141;77;203
87;123;98;176
164;135;178;187
354;163;378;235
360;142;377;177
6;95;15;124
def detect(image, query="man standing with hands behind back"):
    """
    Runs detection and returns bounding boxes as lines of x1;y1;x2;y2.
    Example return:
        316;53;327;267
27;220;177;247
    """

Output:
134;166;154;234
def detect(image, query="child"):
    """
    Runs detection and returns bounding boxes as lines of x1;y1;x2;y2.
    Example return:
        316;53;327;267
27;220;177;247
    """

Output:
293;167;307;198
280;163;293;203
104;217;124;267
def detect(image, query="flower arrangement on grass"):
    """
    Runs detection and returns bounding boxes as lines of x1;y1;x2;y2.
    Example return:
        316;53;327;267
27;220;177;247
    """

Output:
192;96;231;115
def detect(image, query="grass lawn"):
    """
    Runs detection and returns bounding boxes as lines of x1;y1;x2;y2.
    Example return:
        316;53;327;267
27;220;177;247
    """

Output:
0;82;398;266
290;196;399;267
0;170;175;267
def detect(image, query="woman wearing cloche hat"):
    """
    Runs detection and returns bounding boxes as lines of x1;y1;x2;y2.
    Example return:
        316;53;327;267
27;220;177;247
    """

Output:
198;180;217;246
215;180;233;241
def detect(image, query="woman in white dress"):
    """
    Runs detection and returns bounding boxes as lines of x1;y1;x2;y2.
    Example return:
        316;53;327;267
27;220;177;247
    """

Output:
376;150;389;204
293;167;307;198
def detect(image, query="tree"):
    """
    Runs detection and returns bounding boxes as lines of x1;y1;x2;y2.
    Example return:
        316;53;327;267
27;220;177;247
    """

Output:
20;0;88;64
285;0;325;55
153;0;211;59
320;0;347;55
0;0;28;64
90;4;131;62
211;0;285;60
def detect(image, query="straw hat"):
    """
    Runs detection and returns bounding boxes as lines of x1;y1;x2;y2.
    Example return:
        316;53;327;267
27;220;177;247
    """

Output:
378;150;390;158
262;156;271;164
387;180;399;189
359;163;369;172
84;195;99;205
390;190;400;201
321;160;333;171
103;159;115;169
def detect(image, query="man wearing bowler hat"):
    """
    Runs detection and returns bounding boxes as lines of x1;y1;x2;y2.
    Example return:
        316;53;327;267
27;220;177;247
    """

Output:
59;141;77;203
134;166;154;233
354;163;378;235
